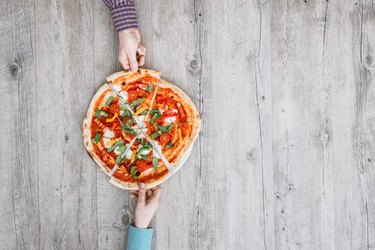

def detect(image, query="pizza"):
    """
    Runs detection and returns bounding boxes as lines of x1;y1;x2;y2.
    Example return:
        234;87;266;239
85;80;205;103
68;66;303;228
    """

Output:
82;69;201;189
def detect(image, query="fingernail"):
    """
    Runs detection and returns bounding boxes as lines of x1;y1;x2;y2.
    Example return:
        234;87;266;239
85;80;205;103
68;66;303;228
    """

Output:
140;183;145;189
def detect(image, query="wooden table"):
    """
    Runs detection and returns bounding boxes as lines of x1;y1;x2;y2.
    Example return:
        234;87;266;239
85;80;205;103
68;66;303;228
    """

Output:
1;0;375;249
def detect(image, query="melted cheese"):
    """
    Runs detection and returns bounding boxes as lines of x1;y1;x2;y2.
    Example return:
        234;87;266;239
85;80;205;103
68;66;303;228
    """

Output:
103;128;114;138
164;116;176;124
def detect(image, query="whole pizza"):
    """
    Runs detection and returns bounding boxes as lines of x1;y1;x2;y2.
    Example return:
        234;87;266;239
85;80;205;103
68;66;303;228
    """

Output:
83;69;201;189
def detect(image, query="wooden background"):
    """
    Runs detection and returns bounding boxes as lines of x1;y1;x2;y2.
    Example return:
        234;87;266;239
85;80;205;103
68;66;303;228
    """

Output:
1;0;375;249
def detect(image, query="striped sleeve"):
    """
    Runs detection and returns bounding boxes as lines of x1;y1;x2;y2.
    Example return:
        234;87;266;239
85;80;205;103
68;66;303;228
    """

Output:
103;0;138;32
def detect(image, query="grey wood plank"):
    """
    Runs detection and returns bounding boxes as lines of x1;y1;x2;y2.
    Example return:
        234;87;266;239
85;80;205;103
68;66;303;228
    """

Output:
0;1;19;249
0;0;38;249
34;0;97;249
0;0;39;249
352;0;375;247
93;1;129;250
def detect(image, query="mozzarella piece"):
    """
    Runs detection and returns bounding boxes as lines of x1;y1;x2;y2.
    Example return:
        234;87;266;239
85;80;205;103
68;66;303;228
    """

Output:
172;108;178;113
103;138;112;148
103;128;114;138
143;168;154;175
125;149;133;159
119;90;128;102
164;116;176;124
152;140;162;159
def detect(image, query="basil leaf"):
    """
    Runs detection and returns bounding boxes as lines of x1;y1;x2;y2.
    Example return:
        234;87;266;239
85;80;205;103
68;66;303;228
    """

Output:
120;106;131;117
140;109;148;115
146;82;153;93
151;130;162;139
140;154;148;160
106;96;114;108
125;119;132;127
150;109;161;116
130;98;144;108
150;113;159;124
92;133;102;144
166;141;172;149
157;125;174;133
116;155;122;165
116;145;126;155
107;140;124;153
130;166;137;179
152;157;159;170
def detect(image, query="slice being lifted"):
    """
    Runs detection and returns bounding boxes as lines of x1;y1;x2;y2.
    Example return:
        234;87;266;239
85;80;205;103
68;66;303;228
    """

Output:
83;69;201;190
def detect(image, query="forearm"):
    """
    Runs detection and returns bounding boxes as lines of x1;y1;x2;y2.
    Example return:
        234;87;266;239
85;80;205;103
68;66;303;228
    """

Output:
126;225;153;250
103;0;138;32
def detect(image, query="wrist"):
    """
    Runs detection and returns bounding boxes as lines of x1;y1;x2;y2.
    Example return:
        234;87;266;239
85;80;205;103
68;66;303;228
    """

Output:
134;221;149;229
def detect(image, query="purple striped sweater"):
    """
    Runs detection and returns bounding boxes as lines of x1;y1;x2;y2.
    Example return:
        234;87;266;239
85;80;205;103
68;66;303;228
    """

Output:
103;0;138;32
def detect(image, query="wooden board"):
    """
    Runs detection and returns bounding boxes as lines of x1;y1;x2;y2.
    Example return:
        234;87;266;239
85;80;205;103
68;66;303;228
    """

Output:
0;0;374;249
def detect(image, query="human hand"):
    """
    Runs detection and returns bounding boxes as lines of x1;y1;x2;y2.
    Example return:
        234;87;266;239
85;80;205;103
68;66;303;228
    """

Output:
130;184;161;229
118;28;146;71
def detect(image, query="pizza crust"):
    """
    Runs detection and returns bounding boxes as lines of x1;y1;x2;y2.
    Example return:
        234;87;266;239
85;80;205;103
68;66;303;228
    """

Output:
106;69;161;85
83;70;201;190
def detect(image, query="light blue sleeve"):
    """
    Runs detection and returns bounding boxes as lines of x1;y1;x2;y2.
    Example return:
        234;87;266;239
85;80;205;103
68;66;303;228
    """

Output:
126;225;153;250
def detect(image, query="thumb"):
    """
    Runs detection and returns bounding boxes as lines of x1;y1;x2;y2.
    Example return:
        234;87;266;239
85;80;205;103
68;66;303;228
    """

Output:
128;50;138;72
137;183;146;205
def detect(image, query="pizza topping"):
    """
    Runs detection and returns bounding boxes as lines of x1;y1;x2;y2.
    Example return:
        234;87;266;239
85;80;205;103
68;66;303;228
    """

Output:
106;96;114;108
176;103;186;118
151;130;162;139
146;82;153;93
94;118;106;129
134;105;148;116
160;133;171;145
92;133;102;144
125;148;133;159
106;113;118;123
130;150;137;163
136;88;148;97
149;109;162;124
109;103;120;114
105;137;122;149
152;140;162;159
164;116;176;124
107;140;124;153
178;128;183;144
130;166;141;179
114;144;126;155
163;109;178;117
152;157;159;170
95;108;109;119
103;128;115;138
116;155;123;165
128;90;138;101
120;106;131;117
130;98;144;108
119;91;128;102
165;141;173;149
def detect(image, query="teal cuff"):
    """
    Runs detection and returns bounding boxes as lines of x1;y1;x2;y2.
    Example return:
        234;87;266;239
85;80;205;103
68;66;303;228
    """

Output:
126;225;153;250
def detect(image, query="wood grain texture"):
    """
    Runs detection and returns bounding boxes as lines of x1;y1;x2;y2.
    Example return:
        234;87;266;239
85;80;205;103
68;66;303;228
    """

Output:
1;0;375;249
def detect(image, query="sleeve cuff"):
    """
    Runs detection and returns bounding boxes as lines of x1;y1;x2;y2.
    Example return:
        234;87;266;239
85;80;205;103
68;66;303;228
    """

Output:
126;225;153;250
110;4;138;32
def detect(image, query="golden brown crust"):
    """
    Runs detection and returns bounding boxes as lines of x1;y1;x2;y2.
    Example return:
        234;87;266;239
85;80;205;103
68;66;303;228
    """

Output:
106;69;161;85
